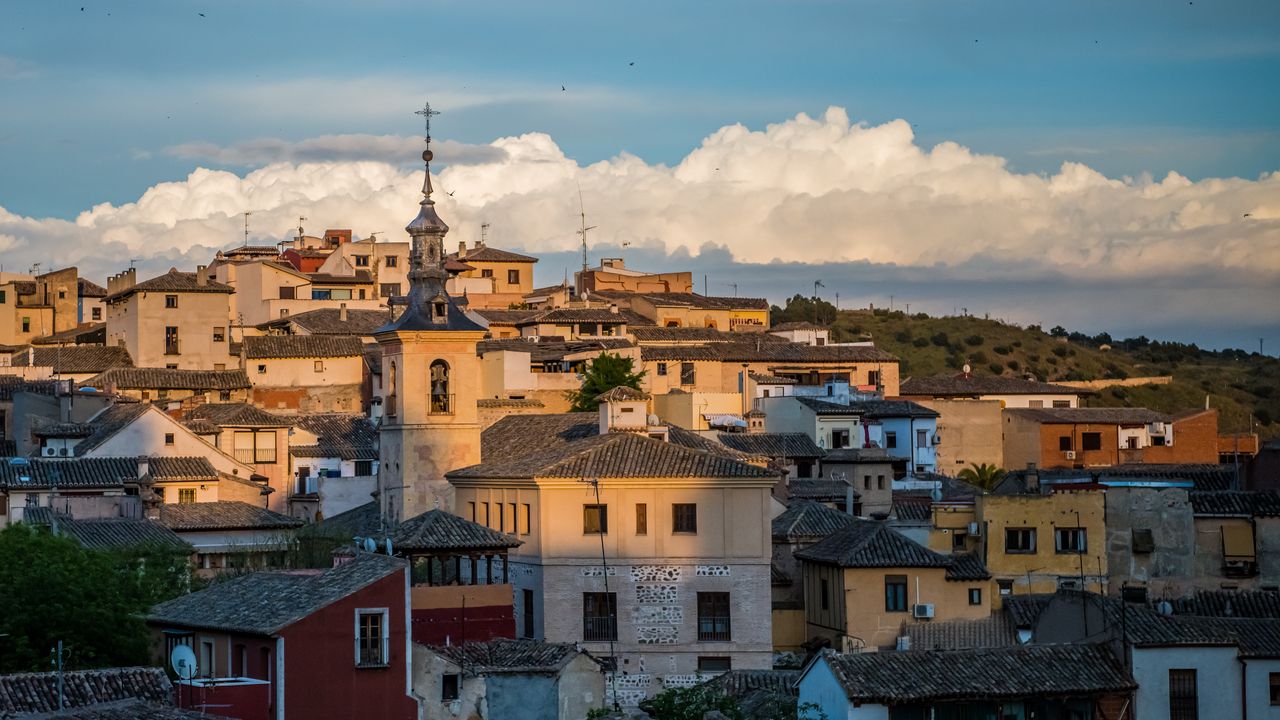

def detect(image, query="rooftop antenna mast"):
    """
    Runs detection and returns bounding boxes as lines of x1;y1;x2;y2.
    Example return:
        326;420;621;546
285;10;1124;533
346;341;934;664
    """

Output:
576;183;596;297
242;211;252;245
297;217;307;242
480;222;490;246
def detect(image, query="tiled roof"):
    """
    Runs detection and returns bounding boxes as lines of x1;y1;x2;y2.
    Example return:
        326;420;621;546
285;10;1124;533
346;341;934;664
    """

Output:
289;413;378;460
640;343;897;363
9;346;134;373
148;554;404;635
182;403;291;428
20;699;216;719
700;669;799;716
0;666;173;715
1189;490;1280;517
475;338;634;362
900;614;1019;651
794;519;952;569
78;277;107;298
999;464;1236;493
595;386;650;402
718;432;824;458
522;308;628;324
156;501;302;531
793;397;861;416
770;322;824;332
476;398;545;409
946;553;991;581
72;403;151;455
0;456;138;489
772;500;855;541
480;413;601;462
748;371;797;384
818;643;1134;704
822;447;891;463
30;416;96;438
847;399;939;419
788;479;857;503
452;246;539;263
633;292;769;310
1170;590;1280;618
1004;407;1171;424
146;457;220;481
390;509;522;552
1002;595;1055;628
83;368;250;391
297;501;384;539
31;322;106;346
0;376;64;401
471;309;541;326
306;270;374;285
450;430;775;481
242;334;363;359
104;269;234;301
631;326;787;343
271;308;393;335
58;517;192;552
430;639;592;675
891;495;933;521
900;374;1091;397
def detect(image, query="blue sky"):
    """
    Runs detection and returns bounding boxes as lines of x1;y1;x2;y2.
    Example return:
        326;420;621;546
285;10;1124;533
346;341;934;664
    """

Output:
1;0;1278;351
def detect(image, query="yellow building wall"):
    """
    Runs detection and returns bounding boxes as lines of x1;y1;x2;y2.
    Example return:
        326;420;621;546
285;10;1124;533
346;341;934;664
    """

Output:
915;398;1003;472
772;608;807;651
840;566;990;650
107;291;233;370
927;504;978;554
978;490;1107;595
458;260;534;296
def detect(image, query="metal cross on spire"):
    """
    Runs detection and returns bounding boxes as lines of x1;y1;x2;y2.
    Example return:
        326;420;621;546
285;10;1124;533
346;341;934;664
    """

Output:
414;100;441;144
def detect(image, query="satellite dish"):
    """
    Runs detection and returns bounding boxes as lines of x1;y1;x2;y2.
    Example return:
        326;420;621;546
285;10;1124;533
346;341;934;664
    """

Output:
1156;600;1173;616
170;644;197;680
363;537;377;553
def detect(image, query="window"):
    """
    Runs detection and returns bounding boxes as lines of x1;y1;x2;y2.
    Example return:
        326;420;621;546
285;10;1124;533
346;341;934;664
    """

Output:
354;460;373;476
503;268;519;285
355;609;389;667
997;579;1013;596
520;503;531;535
480;502;490;527
636;503;648;535
583;592;617;641
867;370;880;387
165;326;180;355
1269;673;1280;705
1005;528;1036;554
656;362;668;376
673;503;697;533
354;255;369;267
200;640;214;678
1059;436;1073;452
1152;435;1167;447
178;488;196;504
820;578;830;610
91;307;101;321
831;428;850;449
164;433;175;446
257;364;267;375
380;283;401;298
212;327;225;343
877;475;885;490
885;431;897;449
481;268;494;278
384;255;398;268
953;531;968;550
0;290;5;303
1052;400;1071;408
467;502;476;522
885;575;908;612
508;503;517;532
583;504;607;534
279;285;296;300
21;317;30;333
697;656;731;673
969;587;982;605
442;673;460;701
1028;399;1044;408
863;475;872;490
233;430;277;464
1169;669;1197;720
165;295;178;308
429;360;451;414
1081;432;1102;451
296;466;314;495
680;362;696;386
697;592;731;641
496;503;505;532
916;429;928;448
522;589;535;638
1132;528;1155;554
1055;527;1087;554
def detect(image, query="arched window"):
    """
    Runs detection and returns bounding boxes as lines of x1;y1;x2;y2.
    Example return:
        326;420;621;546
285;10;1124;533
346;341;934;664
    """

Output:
387;361;397;417
430;359;451;414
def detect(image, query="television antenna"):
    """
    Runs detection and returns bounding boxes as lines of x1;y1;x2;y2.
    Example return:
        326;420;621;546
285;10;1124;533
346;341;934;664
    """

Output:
242;211;252;244
297;217;307;241
576;183;596;293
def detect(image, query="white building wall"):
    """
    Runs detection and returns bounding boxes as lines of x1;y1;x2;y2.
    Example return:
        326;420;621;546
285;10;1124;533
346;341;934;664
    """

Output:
1246;659;1280;720
797;656;873;720
1132;646;1241;720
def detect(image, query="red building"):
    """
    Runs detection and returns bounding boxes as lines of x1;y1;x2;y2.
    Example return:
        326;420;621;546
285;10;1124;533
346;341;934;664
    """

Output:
148;554;419;720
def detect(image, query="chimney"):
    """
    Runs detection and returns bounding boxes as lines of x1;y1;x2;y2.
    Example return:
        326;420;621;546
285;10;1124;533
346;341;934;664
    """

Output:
196;265;208;286
339;303;348;322
1025;462;1039;493
137;456;151;482
609;304;619;314
458;240;467;257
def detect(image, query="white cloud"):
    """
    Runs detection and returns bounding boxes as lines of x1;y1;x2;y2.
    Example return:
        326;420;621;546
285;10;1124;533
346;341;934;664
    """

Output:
1;107;1277;333
0;54;38;80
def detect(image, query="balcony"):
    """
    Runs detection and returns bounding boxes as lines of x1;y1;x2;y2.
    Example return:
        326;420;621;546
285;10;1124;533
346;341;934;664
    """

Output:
697;615;731;642
583;615;618;642
234;449;277;465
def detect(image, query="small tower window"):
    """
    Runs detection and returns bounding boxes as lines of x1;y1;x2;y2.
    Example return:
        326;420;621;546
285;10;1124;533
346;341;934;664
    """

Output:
387;362;398;417
429;360;451;414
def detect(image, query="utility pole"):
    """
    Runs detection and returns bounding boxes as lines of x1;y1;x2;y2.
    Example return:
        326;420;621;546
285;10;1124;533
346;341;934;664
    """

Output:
242;211;252;245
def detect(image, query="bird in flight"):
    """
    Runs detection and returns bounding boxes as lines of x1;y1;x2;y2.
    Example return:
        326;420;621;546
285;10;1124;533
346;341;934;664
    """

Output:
629;61;635;66
561;85;566;91
1243;213;1252;218
198;12;205;16
447;190;456;197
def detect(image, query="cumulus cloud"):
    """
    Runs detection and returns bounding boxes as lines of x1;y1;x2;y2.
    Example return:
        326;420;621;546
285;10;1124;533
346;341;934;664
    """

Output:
0;54;38;80
1;107;1277;342
165;135;507;167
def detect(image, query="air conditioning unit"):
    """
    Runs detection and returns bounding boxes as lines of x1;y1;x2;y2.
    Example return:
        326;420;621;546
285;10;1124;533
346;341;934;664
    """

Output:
1064;450;1077;460
967;521;982;537
895;635;912;651
42;446;58;457
912;604;935;619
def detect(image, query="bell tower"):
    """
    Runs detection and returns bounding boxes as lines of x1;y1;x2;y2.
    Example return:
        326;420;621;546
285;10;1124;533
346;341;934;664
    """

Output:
375;101;487;522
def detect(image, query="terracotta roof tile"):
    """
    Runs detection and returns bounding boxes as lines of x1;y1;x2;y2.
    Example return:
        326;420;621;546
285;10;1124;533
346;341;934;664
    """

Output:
772;500;855;541
1004;407;1171;424
390;509;522;552
0;667;173;715
268;308;393;335
156;501;302;531
242;334;363;359
641;343;897;363
430;639;597;675
900;614;1018;651
182;403;291;428
289;413;377;461
451;246;538;263
83;368;250;391
104;269;234;301
718;432;824;458
794;519;951;568
9;346;134;373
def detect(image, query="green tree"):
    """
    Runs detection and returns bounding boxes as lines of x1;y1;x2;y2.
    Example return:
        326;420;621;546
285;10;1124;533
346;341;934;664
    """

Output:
957;463;1006;491
770;294;837;326
638;685;741;720
568;353;646;412
0;524;190;673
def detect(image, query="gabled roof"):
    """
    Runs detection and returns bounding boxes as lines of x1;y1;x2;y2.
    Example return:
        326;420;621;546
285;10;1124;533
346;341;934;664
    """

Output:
242;334;363;359
772;500;855;541
72;403;151;455
900;374;1091;397
770;321;825;332
297;501;384;539
946;553;991;581
77;277;107;298
1189;490;1280;517
0;666;174;716
289;413;378;460
521;308;628;325
632;292;769;310
471;309;541;326
450;429;775;481
0;456;136;490
640;343;897;363
787;479;857;503
813;643;1134;704
718;432;824;459
794;519;951;569
83;368;250;391
270;308;393;335
53;517;192;553
391;509;522;552
9;346;134;373
451;246;539;263
148;554;404;635
900;614;1019;651
155;501;302;531
104;269;234;301
1004;407;1171;425
429;639;597;676
31;322;106;346
1170;590;1280;618
847;399;939;419
182;403;291;428
0;375;64;401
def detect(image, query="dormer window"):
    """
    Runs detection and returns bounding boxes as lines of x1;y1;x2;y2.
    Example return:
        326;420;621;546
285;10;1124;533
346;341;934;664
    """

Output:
430;295;449;322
